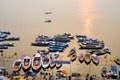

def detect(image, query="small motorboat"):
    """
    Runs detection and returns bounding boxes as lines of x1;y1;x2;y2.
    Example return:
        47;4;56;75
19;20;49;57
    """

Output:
84;52;92;65
91;54;99;66
12;59;22;72
31;53;42;73
78;53;84;63
114;57;120;65
22;56;31;72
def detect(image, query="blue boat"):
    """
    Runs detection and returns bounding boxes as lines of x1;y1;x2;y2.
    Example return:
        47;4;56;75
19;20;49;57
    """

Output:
27;71;36;76
110;65;118;79
48;46;64;52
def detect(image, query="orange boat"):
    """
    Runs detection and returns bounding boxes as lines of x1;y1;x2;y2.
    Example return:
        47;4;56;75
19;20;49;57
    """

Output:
31;53;42;73
13;59;22;72
22;56;31;72
84;52;92;65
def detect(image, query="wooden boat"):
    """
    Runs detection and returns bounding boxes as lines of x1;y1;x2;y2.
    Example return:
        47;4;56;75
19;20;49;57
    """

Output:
84;52;92;65
53;51;59;59
70;54;77;62
22;56;31;72
0;43;14;47
31;53;42;73
114;57;120;65
49;54;56;69
56;63;62;70
80;44;104;50
78;53;84;63
110;65;118;79
0;46;8;49
31;41;49;46
91;54;99;66
49;59;56;69
101;67;107;77
5;37;20;41
12;59;22;72
41;54;50;69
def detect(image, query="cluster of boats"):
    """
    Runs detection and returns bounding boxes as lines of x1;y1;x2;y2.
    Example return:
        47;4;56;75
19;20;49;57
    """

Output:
75;35;111;65
76;35;104;50
12;50;63;73
0;31;20;52
101;65;119;79
31;33;73;52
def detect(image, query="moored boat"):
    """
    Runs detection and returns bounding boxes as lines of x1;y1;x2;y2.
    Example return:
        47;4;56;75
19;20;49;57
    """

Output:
22;56;31;72
41;54;50;69
101;67;107;77
91;54;99;66
80;44;104;50
0;46;8;49
0;43;14;47
78;53;84;63
5;37;20;41
84;52;92;65
56;63;62;70
114;57;120;65
31;41;49;46
110;65;118;79
12;59;22;72
53;51;59;59
31;53;42;73
70;54;77;62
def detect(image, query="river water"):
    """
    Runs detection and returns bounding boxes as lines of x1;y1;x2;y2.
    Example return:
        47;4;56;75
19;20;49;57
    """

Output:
0;0;120;77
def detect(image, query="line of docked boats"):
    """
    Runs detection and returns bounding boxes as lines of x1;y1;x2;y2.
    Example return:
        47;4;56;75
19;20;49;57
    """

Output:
0;31;20;52
67;47;111;66
12;50;63;73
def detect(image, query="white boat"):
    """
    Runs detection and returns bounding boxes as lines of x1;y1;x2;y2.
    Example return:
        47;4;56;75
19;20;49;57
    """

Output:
91;54;99;66
41;54;50;69
31;53;42;73
12;59;22;72
22;56;31;72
